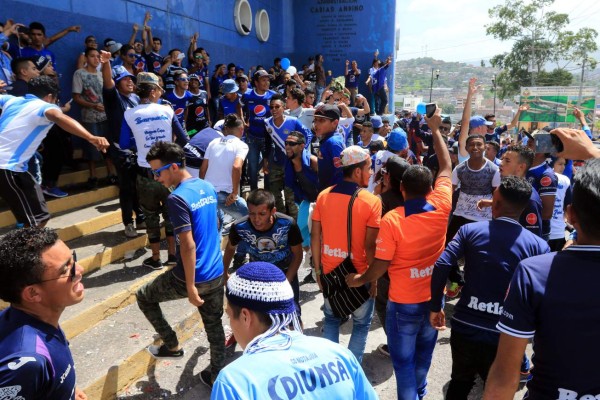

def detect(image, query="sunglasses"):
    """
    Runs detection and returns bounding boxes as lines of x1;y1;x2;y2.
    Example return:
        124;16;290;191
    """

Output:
33;251;78;283
284;141;303;147
151;163;181;177
194;55;203;59
177;77;189;82
126;53;136;58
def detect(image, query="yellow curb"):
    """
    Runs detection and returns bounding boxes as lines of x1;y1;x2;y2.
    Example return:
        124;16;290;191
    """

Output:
83;311;203;400
0;186;118;228
57;166;108;187
57;210;122;243
62;268;167;341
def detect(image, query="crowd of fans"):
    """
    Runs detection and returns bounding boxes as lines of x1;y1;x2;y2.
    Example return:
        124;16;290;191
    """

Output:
0;12;599;400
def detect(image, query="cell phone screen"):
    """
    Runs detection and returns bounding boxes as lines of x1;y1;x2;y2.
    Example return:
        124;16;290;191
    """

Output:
425;103;437;118
534;133;557;154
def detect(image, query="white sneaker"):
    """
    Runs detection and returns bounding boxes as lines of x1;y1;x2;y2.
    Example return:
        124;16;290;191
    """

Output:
124;223;138;238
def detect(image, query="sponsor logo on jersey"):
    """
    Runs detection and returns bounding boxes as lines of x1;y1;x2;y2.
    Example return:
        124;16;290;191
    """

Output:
557;388;600;400
540;176;552;187
175;108;184;116
254;105;267;117
7;357;36;370
332;156;342;168
195;106;205;117
153;61;161;69
526;213;538;225
467;296;503;315
135;61;145;70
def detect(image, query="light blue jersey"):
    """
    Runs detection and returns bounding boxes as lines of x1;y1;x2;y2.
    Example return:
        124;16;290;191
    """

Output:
0;94;59;172
264;116;312;166
212;331;377;400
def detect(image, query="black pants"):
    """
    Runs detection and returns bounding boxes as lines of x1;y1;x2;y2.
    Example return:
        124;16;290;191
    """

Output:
446;215;476;285
446;330;499;399
375;272;390;335
115;162;144;226
548;238;566;252
374;87;388;115
40;126;70;186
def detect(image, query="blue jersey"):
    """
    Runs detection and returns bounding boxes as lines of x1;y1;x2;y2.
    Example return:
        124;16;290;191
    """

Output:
167;178;223;283
527;162;557;198
229;213;302;270
240;89;277;139
431;217;549;343
132;54;147;72
144;51;163;74
519;187;543;238
498;246;600;399
285;149;319;203
264;116;313;166
317;133;345;192
218;95;239;118
0;307;76;399
211;331;377;400
0;94;60;172
165;90;194;128
185;91;210;133
21;46;56;68
371;64;389;92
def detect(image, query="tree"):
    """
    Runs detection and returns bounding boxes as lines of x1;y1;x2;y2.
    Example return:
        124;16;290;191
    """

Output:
486;0;598;99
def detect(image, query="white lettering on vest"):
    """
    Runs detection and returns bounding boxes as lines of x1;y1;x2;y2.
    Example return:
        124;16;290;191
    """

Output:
557;388;600;400
409;265;434;279
323;244;348;259
467;296;503;315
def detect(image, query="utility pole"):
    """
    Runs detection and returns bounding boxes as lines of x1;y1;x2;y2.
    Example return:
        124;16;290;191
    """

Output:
530;29;535;86
492;74;497;115
577;58;587;108
429;68;439;102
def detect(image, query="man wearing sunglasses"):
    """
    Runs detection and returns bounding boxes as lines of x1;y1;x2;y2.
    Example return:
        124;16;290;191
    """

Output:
0;227;86;399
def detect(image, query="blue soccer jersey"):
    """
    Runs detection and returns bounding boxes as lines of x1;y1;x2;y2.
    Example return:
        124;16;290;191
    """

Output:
144;51;163;74
519;187;543;238
264;116;313;166
167;178;223;283
240;89;277;139
527;162;557;198
0;308;76;399
165;90;194;128
498;246;600;399
317;132;345;192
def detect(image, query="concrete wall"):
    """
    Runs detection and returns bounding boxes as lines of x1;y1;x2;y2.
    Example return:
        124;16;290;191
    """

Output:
5;0;396;105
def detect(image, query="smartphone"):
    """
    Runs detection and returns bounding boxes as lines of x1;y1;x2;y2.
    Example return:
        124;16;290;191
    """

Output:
534;132;563;154
177;53;185;60
425;103;437;118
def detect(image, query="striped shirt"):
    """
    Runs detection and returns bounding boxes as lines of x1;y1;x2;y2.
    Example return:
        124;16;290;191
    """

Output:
0;94;59;172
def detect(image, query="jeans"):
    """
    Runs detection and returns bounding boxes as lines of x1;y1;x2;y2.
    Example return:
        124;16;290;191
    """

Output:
315;85;325;106
268;162;298;220
323;295;375;363
217;191;248;236
387;300;439;400
297;200;311;247
246;135;269;191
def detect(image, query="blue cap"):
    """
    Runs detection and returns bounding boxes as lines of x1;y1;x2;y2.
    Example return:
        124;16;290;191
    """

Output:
371;115;382;129
112;65;135;83
220;79;239;94
387;128;408;152
470;115;493;129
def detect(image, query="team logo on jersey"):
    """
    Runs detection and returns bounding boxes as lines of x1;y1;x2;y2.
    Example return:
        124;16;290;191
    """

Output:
195;106;205;117
175;108;184;116
540;176;552;187
254;105;267;117
526;213;538;225
153;61;161;69
135;61;144;70
267;128;273;134
257;237;277;252
333;156;342;168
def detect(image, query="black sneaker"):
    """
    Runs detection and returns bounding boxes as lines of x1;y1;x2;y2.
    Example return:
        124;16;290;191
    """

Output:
142;256;163;270
302;272;316;283
199;368;214;389
165;254;177;266
377;343;390;357
147;344;184;359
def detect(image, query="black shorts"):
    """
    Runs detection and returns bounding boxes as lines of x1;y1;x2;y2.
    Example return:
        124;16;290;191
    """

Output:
0;169;50;226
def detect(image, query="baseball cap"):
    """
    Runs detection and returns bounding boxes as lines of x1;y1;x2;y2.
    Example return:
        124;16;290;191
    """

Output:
387;128;408;152
220;79;239;94
253;69;274;80
314;104;341;121
188;74;200;81
112;65;136;83
235;74;249;82
470;115;493;129
106;40;122;54
442;115;452;125
371;115;383;129
33;55;51;72
340;146;371;167
136;72;160;86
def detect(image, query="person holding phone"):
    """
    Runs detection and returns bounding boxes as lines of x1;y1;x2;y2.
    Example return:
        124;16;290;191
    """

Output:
158;48;187;93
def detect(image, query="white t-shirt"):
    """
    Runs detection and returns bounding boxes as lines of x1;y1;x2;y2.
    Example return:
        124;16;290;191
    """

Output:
204;135;249;193
367;149;395;193
123;103;175;168
451;159;501;221
550;173;571;240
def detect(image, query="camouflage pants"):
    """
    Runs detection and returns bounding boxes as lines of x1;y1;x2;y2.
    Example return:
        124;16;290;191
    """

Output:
269;163;298;220
136;174;174;242
136;271;225;379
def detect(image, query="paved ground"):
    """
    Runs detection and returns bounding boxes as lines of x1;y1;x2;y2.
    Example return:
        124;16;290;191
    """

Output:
117;264;530;400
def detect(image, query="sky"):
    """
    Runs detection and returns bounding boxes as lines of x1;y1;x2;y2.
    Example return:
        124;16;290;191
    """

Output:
396;0;600;66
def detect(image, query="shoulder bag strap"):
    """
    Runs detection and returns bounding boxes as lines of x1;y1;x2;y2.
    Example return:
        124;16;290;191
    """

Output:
346;188;362;255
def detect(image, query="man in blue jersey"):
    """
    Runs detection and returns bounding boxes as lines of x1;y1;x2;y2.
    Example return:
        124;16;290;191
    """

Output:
185;74;211;136
0;227;87;399
137;141;225;388
238;69;277;190
485;129;600;399
211;261;377;400
0;76;109;227
164;70;193;129
430;176;549;398
217;79;239;121
264;94;313;219
313;104;345;192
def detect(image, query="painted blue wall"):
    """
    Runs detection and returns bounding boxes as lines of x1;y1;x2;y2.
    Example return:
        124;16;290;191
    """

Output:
5;0;396;105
